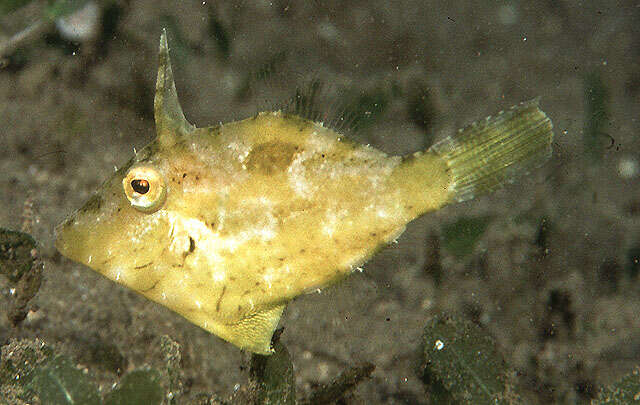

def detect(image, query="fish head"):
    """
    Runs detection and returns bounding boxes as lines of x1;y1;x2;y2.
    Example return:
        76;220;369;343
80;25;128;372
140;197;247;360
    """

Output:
56;27;206;298
54;144;177;293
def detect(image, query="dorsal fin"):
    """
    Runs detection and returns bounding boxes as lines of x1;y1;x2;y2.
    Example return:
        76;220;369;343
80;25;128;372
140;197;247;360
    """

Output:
277;78;388;138
154;29;195;147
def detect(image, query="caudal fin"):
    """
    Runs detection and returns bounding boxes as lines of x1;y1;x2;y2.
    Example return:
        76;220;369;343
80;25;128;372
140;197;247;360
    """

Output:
429;99;554;203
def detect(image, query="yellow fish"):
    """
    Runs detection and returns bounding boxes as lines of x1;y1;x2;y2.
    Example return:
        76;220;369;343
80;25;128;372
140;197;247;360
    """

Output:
55;31;553;355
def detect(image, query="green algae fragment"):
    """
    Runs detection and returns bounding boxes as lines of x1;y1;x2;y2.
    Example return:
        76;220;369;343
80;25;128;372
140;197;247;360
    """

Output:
249;338;295;405
27;355;100;405
1;339;55;404
105;369;164;405
1;339;53;387
592;368;640;404
0;228;44;326
421;314;518;404
0;228;37;283
441;216;492;259
160;335;184;405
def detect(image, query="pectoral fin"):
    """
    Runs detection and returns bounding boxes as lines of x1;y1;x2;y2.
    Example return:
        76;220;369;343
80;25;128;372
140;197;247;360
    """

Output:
219;303;287;355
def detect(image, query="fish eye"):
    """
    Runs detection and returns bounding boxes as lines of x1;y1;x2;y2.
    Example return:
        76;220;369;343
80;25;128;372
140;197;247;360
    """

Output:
123;165;166;212
131;179;150;194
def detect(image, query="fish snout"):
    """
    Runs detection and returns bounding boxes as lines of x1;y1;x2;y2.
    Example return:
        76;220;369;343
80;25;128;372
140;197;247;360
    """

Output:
54;213;93;266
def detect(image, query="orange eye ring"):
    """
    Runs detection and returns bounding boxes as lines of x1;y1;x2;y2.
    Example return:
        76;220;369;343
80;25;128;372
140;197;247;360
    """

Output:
123;165;166;212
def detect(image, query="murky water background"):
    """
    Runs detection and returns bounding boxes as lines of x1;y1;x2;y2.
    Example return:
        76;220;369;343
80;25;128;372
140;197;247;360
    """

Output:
1;1;638;403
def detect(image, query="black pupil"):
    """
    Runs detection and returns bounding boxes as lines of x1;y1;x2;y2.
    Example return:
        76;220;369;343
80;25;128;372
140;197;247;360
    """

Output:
131;179;150;194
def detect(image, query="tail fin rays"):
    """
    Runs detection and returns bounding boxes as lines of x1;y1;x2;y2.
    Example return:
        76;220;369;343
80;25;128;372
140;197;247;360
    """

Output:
429;99;554;203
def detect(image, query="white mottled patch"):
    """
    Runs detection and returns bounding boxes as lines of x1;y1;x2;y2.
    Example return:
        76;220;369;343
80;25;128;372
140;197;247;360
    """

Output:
287;129;340;198
376;208;390;218
287;151;315;198
287;130;401;199
167;204;278;279
263;273;273;289
127;210;168;245
308;130;337;150
227;141;251;163
322;209;349;237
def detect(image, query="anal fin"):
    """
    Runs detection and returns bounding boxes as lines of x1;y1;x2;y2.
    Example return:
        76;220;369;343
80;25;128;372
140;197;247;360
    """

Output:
222;303;286;355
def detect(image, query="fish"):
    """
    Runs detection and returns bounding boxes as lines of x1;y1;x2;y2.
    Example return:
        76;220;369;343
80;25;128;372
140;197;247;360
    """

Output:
55;31;554;355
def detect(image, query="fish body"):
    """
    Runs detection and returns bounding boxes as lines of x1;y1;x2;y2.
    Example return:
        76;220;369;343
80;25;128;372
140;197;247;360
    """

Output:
55;31;553;354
